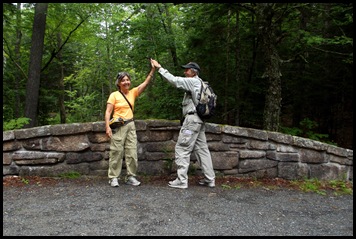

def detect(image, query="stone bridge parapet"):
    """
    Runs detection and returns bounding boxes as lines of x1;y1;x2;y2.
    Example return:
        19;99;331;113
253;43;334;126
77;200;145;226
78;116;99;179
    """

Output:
3;120;353;181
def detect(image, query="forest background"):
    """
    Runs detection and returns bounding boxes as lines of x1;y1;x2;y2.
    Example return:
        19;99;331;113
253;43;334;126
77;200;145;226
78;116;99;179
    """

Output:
2;3;353;149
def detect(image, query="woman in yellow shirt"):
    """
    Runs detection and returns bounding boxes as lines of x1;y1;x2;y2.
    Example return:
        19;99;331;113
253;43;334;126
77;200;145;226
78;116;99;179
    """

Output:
105;64;155;187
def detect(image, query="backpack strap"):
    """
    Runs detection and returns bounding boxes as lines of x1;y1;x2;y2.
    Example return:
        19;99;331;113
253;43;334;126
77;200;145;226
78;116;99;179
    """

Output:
197;78;204;102
119;91;133;112
199;79;204;98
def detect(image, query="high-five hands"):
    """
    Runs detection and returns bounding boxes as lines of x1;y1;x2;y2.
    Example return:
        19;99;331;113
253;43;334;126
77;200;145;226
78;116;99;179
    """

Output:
150;59;161;69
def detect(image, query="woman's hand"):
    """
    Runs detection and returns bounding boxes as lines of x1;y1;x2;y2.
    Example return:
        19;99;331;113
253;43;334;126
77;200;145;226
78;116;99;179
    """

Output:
106;127;112;138
150;59;161;68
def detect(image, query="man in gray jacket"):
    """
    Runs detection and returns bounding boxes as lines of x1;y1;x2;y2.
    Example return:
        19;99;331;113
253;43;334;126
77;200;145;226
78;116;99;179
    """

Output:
150;59;215;189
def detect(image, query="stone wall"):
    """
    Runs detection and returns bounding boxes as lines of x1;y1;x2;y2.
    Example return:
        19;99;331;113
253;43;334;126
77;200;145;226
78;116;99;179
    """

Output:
3;120;353;181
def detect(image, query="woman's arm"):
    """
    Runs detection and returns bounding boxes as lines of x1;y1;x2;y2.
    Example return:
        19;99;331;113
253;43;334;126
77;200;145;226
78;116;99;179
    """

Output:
137;64;156;95
105;103;114;138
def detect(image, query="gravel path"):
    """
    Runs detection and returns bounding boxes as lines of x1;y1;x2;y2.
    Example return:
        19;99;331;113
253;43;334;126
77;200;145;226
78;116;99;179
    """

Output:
3;176;353;236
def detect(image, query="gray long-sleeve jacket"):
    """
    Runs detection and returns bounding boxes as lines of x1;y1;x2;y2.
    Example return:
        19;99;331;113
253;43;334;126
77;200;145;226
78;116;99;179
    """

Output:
158;67;202;117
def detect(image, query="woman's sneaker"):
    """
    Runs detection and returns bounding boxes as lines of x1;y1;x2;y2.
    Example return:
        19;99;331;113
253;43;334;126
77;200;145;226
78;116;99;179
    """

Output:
126;176;141;186
198;178;215;188
168;178;188;189
109;178;119;187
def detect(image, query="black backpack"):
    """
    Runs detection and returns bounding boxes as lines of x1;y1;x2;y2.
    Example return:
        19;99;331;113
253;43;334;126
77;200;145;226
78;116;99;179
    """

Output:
196;79;217;120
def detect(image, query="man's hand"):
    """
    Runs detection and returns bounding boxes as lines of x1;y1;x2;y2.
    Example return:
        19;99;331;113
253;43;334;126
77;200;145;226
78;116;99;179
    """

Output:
150;59;161;69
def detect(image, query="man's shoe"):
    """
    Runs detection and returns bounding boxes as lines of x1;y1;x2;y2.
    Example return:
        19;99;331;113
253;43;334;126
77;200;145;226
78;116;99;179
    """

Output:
198;178;215;188
109;178;119;187
168;178;188;189
126;176;141;186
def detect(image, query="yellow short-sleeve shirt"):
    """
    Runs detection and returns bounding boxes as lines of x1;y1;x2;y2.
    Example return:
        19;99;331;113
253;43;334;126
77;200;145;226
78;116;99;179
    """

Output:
107;87;139;120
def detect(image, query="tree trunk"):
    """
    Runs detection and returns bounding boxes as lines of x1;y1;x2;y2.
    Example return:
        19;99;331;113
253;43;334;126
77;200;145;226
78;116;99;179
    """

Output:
24;3;48;128
224;8;231;123
157;3;178;67
57;32;66;124
256;3;282;132
234;8;241;126
14;3;22;118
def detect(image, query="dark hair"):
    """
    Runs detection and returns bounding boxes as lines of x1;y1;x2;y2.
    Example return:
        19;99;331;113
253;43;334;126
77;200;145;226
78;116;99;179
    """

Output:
115;72;131;89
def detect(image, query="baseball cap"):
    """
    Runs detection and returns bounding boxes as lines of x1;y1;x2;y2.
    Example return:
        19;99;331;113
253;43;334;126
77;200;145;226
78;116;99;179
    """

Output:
181;62;201;72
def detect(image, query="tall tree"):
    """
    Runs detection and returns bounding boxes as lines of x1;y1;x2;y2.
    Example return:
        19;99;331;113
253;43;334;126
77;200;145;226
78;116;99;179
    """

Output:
256;3;283;132
56;31;66;123
2;3;352;148
14;3;23;118
233;6;242;126
24;3;48;128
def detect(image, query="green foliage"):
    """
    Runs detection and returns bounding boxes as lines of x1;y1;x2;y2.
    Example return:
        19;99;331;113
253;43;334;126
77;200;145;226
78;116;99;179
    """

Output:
64;91;102;123
58;171;81;179
21;178;30;185
221;176;353;195
2;3;352;148
280;118;337;146
221;184;232;189
292;178;353;196
329;179;353;195
298;178;326;195
135;77;183;120
3;117;31;131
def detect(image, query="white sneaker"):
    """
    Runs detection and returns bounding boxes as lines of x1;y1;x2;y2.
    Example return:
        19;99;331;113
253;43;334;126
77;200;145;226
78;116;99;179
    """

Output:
126;176;141;186
109;178;119;187
198;178;215;188
168;178;188;189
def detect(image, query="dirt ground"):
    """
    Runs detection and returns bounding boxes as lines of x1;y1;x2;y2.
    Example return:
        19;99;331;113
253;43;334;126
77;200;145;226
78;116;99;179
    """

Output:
3;175;353;236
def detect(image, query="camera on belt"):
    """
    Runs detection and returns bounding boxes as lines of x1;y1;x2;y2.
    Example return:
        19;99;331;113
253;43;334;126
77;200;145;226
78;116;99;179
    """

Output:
109;117;125;129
